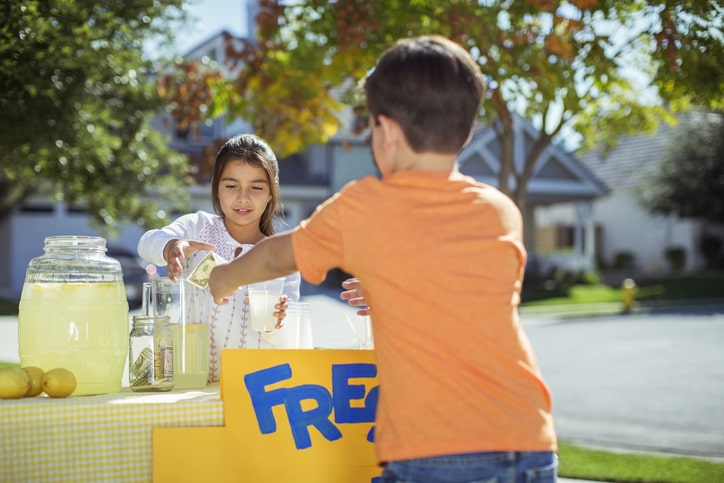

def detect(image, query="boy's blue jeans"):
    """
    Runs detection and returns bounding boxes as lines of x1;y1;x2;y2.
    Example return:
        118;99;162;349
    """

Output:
380;451;557;483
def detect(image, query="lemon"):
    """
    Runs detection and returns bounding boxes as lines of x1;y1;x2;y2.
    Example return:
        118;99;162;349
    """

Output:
0;367;30;399
22;366;45;397
42;368;77;398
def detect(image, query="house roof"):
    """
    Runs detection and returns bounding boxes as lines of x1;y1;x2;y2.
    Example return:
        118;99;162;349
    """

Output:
575;111;723;193
182;29;241;58
458;115;610;205
575;121;677;191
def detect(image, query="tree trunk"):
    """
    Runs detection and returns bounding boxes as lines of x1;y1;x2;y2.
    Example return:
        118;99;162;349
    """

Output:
514;131;553;211
490;109;555;256
495;117;515;196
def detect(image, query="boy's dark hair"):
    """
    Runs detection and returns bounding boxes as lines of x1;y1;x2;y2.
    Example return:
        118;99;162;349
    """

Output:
212;133;282;236
363;35;486;154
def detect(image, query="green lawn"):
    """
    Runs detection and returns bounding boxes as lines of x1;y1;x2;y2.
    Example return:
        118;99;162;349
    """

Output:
522;273;724;307
523;283;622;305
635;274;724;302
558;442;724;482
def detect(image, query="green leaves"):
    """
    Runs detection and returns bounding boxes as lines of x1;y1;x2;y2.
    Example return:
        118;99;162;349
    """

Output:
155;0;722;213
640;114;724;225
0;0;190;233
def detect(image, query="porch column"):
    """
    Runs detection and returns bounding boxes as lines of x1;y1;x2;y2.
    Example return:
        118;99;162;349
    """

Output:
523;204;536;256
575;201;596;271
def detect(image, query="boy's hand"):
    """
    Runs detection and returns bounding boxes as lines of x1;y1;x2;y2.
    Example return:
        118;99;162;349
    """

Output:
208;263;232;305
340;277;370;316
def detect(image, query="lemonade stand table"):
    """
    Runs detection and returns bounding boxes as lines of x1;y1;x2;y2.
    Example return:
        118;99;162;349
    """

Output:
0;384;223;483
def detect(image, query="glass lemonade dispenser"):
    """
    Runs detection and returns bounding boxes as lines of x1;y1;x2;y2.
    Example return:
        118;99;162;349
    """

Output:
18;236;130;396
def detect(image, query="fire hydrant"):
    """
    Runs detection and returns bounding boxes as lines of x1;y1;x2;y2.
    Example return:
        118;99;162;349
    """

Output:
621;278;638;313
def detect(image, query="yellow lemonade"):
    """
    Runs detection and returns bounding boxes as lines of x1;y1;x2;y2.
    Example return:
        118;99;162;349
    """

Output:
18;282;129;396
170;323;210;389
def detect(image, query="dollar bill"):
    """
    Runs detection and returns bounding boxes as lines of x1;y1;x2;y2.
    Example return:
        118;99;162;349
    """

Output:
187;251;226;289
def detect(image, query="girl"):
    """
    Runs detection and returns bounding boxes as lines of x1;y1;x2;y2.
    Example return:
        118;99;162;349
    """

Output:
138;134;300;382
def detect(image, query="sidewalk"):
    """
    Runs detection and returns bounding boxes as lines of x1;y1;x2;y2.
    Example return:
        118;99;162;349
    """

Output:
0;316;19;363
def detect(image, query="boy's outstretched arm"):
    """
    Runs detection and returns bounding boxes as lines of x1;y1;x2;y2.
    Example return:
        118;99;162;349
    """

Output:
208;232;297;305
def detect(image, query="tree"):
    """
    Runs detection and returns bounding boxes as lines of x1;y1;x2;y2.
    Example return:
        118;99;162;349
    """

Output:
640;113;724;225
0;0;193;235
162;0;724;222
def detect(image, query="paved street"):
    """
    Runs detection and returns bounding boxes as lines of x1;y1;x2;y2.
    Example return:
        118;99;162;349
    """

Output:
524;305;724;460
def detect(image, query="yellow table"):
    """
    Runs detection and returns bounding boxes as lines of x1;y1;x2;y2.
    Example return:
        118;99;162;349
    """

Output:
0;384;223;483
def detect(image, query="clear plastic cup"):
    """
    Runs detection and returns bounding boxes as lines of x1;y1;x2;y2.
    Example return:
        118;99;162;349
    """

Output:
248;278;285;332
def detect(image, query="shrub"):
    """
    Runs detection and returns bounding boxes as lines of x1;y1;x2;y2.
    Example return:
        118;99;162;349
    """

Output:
664;246;687;271
581;270;601;285
612;251;635;269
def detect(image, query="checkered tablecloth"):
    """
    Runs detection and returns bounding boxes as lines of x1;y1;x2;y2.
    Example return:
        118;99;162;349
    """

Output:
0;384;224;483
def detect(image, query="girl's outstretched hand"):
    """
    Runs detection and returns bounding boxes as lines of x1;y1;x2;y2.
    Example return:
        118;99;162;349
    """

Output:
238;294;288;328
340;277;370;316
164;239;215;282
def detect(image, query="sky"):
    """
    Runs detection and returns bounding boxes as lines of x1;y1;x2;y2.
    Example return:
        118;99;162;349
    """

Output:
175;0;250;54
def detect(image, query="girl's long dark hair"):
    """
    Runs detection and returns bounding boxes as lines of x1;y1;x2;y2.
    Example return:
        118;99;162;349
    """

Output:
211;134;281;235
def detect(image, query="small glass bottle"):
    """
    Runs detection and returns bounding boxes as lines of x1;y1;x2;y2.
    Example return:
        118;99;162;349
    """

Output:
129;315;174;392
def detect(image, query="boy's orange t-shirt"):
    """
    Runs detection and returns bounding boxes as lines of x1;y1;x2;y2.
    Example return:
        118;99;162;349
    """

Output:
291;170;557;464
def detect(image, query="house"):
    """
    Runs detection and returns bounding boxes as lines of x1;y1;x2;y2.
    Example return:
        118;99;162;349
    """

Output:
535;110;724;277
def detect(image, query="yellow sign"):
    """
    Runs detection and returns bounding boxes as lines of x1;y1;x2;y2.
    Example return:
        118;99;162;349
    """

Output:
153;349;382;482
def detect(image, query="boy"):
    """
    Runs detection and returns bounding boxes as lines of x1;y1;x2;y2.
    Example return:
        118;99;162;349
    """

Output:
209;35;557;481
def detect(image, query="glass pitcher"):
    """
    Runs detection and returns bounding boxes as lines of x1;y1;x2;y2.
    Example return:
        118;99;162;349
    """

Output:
18;236;129;396
150;278;210;389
